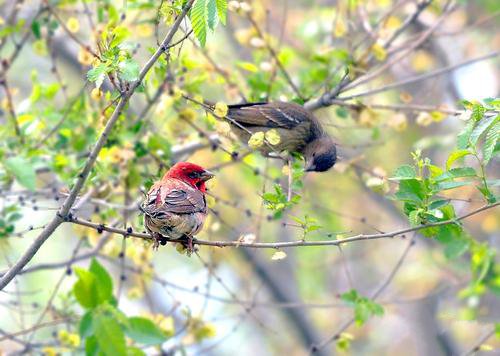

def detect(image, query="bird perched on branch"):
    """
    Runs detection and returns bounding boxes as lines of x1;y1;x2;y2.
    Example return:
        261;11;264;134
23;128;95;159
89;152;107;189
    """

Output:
140;162;214;253
184;96;337;172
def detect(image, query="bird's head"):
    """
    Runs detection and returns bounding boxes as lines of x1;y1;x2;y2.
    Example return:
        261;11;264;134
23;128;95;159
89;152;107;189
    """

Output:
164;162;215;192
303;137;337;172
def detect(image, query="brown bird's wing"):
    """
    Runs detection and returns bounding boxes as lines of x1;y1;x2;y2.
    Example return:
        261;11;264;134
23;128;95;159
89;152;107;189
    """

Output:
142;180;206;219
227;102;313;129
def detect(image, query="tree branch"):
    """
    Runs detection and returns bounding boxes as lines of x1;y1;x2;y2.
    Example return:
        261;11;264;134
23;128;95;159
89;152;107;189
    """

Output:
66;202;498;249
338;51;500;101
0;0;195;291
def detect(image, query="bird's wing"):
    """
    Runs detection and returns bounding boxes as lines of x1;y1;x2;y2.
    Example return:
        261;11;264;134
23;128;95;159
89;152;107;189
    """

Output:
227;102;312;129
142;181;206;218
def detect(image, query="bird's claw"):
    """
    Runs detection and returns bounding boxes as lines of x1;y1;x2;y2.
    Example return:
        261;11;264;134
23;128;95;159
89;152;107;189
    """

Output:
184;236;197;256
152;233;167;251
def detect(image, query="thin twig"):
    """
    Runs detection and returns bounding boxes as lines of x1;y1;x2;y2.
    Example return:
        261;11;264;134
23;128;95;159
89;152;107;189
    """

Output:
311;235;416;353
460;327;497;356
339;51;500;101
64;202;498;249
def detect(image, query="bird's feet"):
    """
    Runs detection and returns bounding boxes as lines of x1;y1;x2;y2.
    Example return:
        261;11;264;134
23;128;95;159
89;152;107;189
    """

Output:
181;235;197;256
152;232;168;250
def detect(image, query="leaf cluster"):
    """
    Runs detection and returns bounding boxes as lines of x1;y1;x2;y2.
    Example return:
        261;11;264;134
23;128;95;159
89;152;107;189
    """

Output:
73;259;168;356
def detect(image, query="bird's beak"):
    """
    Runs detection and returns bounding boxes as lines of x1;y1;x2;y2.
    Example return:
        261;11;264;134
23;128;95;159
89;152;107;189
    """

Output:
304;161;316;172
200;170;215;181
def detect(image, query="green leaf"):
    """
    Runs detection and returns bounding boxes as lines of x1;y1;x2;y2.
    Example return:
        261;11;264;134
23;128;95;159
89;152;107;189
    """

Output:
340;289;359;304
447;167;476;178
79;311;94;338
341;290;384;326
85;335;99;356
336;334;352;352
236;61;259;72
89;258;113;303
483;98;500;108
73;268;99;309
427;164;444;178
216;0;227;25
395;179;424;203
469;115;498;146
471;103;486;121
207;0;218;30
446;149;471;170
87;63;109;89
470;243;494;283
457;118;475;149
354;302;371;325
126;317;168;345
289;215;305;225
390;165;416;180
435;225;470;259
31;21;41;39
408;209;421;227
127;347;146;356
4;157;36;191
435;181;470;191
262;192;279;203
435;167;477;181
110;25;131;47
94;314;127;356
428;199;449;209
190;0;208;46
119;59;140;82
483;120;499;164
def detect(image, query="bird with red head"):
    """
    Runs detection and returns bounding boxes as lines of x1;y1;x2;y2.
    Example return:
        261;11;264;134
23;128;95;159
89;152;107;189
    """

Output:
140;162;214;253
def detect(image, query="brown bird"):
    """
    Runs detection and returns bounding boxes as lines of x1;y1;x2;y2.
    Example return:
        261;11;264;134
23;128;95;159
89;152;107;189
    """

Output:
224;101;337;172
185;95;337;172
140;162;214;252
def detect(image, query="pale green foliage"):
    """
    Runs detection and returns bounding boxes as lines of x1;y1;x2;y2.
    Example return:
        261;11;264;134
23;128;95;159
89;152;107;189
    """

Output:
189;0;227;46
73;259;168;355
391;98;499;306
341;289;384;326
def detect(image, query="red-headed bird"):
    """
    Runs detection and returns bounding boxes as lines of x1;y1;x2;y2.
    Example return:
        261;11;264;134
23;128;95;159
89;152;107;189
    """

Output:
140;162;214;252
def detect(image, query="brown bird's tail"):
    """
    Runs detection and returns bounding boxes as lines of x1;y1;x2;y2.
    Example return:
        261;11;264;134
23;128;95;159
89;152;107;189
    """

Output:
182;94;266;118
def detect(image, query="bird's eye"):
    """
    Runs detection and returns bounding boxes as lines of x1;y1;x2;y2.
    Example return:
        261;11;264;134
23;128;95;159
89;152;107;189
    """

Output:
188;172;199;179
